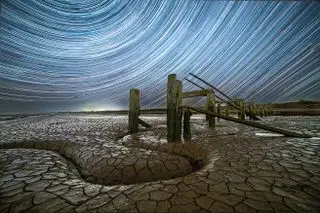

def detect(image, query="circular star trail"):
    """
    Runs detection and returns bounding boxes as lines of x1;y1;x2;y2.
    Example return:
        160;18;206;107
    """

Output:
1;0;320;113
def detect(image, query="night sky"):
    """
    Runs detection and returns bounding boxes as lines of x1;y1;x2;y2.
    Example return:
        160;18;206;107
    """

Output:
1;0;320;114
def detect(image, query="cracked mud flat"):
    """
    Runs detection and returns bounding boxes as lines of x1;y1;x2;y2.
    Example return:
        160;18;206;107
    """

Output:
0;114;320;213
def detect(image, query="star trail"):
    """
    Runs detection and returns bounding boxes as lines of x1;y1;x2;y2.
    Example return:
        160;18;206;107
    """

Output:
1;0;320;113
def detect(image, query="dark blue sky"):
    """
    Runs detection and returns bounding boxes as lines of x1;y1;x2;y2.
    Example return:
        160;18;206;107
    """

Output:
1;0;320;113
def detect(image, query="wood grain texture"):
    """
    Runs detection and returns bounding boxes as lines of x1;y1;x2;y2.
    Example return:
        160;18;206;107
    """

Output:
206;88;215;128
129;88;140;134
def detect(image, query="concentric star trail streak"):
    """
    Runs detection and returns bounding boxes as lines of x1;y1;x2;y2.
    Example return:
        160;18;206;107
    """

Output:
1;0;319;113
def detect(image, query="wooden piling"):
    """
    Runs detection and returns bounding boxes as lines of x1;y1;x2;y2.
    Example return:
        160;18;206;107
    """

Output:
167;74;183;142
258;105;264;117
249;104;253;120
236;100;241;119
241;100;246;120
175;80;182;141
183;109;192;140
252;103;257;118
207;89;215;128
167;74;177;142
129;88;140;134
217;103;221;121
263;107;267;117
225;105;229;116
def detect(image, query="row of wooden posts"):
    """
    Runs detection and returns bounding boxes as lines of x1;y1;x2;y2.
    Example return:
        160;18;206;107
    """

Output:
208;101;271;121
129;73;312;140
165;74;276;141
129;73;273;142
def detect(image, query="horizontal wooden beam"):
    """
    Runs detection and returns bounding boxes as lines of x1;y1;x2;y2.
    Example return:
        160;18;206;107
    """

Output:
216;100;233;104
182;89;208;98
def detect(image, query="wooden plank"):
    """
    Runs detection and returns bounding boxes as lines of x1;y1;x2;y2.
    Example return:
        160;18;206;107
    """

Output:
227;101;241;111
182;89;208;98
183;109;192;140
129;88;140;134
184;78;225;101
216;100;233;104
138;118;152;128
184;106;312;138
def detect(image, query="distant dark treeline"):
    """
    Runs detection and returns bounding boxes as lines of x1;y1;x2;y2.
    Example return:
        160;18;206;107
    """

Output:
269;100;320;109
268;100;320;116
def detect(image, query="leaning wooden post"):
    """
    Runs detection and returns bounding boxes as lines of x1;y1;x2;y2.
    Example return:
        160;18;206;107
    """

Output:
207;89;215;128
183;109;192;140
217;103;221;121
129;88;140;134
175;80;182;141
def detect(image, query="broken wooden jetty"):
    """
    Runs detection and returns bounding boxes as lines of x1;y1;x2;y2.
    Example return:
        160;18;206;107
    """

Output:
128;73;312;140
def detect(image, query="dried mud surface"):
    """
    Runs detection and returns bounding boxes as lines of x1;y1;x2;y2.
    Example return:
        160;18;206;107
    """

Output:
0;114;319;212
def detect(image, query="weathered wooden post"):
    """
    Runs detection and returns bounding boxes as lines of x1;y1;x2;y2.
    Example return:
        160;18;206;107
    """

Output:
217;103;221;121
252;103;257;118
264;107;268;117
207;89;215;128
269;107;273;116
183;109;192;140
225;104;229;116
258;105;264;117
245;105;250;119
249;104;253;120
239;100;245;120
236;100;241;119
175;80;182;141
129;88;140;134
167;74;176;142
167;74;182;142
